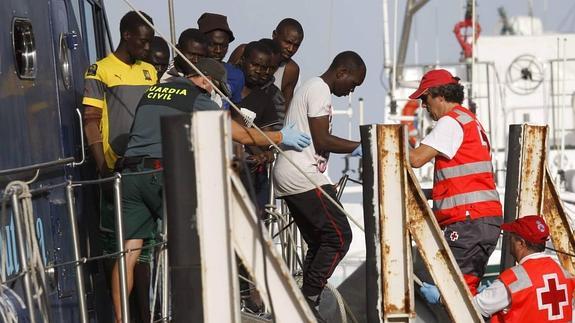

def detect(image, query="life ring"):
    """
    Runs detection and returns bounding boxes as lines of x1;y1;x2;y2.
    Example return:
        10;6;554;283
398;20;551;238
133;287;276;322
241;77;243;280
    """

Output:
401;100;420;146
453;19;481;58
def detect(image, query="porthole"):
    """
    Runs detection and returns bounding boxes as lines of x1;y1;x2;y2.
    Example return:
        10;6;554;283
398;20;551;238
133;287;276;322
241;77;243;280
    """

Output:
12;18;37;79
59;33;71;89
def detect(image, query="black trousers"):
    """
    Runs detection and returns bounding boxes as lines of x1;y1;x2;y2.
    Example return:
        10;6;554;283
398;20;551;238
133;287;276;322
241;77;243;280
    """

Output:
283;185;352;297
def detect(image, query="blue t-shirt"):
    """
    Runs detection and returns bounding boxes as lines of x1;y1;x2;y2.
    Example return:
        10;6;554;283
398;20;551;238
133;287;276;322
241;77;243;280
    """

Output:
224;63;245;109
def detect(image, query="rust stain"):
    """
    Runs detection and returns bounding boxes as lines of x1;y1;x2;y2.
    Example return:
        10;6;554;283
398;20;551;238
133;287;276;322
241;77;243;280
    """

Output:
404;288;411;313
543;171;575;275
384;303;400;313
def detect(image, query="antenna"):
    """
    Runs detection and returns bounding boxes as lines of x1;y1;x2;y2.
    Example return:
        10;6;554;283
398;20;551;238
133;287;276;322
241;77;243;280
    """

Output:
498;7;515;35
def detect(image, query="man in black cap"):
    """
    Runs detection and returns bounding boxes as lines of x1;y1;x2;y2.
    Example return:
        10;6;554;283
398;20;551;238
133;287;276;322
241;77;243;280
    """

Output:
110;57;311;322
198;12;244;108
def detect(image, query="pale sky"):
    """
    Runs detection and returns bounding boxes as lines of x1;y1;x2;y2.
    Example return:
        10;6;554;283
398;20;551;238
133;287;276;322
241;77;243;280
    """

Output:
104;0;575;190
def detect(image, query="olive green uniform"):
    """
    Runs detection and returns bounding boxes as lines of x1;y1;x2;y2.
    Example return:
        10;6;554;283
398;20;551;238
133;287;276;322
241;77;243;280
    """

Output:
103;77;218;261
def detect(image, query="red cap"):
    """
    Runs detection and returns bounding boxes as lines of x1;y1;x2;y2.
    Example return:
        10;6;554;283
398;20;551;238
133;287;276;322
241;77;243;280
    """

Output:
409;69;460;99
501;215;549;244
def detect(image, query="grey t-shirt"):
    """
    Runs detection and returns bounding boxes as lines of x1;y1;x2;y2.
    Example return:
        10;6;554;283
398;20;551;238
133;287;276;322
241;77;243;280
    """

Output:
125;77;219;158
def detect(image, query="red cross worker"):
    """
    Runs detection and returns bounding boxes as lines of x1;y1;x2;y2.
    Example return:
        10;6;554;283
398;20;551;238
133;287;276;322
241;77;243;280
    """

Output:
473;216;575;322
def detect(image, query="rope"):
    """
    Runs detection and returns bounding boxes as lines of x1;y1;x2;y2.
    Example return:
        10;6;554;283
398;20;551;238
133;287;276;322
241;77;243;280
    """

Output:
1;190;8;282
3;181;51;322
149;244;164;323
326;283;348;323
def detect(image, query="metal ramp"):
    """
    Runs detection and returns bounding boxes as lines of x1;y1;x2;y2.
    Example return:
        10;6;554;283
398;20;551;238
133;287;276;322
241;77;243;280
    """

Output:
161;111;315;323
360;124;482;323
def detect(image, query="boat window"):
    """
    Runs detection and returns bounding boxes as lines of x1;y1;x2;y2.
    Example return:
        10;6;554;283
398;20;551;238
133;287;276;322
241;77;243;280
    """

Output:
12;18;37;79
59;33;72;89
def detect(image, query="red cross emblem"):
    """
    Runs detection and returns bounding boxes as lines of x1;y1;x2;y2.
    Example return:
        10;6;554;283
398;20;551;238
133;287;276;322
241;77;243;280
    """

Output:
449;231;459;241
537;273;568;320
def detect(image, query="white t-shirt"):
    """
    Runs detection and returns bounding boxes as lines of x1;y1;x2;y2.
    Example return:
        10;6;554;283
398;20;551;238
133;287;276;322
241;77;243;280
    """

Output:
273;77;333;197
420;115;464;159
273;64;286;90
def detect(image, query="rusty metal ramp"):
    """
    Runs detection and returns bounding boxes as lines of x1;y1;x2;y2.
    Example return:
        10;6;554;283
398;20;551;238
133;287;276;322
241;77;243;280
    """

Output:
319;257;451;323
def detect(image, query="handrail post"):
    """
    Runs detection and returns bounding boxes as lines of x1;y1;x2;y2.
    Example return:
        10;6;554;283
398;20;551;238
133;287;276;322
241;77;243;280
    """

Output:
113;174;130;323
11;188;37;323
65;182;88;323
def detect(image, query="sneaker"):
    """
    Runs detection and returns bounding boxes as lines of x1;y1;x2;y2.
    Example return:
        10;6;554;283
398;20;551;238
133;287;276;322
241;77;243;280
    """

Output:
305;295;327;323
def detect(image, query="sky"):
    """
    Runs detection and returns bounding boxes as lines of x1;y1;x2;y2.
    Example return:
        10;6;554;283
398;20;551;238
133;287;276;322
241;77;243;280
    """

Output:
104;0;575;195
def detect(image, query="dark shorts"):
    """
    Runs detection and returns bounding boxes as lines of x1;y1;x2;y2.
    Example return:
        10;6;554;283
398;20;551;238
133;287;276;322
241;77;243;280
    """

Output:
101;233;156;263
120;169;163;240
99;167;163;263
443;216;502;277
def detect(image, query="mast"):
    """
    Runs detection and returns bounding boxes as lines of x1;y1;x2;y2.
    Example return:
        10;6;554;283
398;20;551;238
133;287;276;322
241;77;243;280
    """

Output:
168;0;176;53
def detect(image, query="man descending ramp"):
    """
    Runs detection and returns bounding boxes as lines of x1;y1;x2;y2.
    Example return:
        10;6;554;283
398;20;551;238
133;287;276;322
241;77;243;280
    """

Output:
273;51;366;322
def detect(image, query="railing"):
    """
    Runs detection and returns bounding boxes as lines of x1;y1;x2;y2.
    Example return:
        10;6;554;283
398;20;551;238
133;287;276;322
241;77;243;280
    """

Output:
1;168;168;323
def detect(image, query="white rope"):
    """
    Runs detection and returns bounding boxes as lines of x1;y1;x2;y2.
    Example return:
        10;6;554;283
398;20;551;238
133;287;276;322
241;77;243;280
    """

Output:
0;286;26;323
121;0;364;233
1;196;7;283
149;244;165;323
4;181;50;322
326;283;348;323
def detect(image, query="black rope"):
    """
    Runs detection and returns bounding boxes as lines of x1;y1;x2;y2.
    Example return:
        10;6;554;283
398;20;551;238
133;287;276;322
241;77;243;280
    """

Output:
347;177;363;185
546;246;575;259
272;219;295;239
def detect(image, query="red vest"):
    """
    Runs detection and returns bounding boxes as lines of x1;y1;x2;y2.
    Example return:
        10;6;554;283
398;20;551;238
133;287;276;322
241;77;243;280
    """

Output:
493;256;575;323
432;106;502;227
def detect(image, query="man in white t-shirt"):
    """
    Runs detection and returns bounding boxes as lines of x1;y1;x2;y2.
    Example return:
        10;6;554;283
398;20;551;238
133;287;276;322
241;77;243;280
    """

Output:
273;51;366;322
408;69;503;299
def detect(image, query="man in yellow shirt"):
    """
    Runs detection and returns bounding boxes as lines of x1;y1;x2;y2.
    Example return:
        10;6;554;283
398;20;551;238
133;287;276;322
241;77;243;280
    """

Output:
82;10;156;323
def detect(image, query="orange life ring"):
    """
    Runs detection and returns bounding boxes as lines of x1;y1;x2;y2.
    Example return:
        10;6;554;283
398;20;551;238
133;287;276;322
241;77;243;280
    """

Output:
401;100;419;146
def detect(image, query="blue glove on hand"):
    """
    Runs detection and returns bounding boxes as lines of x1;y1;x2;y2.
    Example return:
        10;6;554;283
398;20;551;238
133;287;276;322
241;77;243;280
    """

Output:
477;280;493;294
351;145;362;157
280;123;311;151
420;282;441;304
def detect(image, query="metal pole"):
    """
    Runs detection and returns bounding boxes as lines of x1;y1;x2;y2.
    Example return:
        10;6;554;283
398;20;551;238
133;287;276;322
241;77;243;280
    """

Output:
65;183;88;323
359;98;364;125
11;190;37;323
113;174;130;323
167;0;177;52
161;190;170;322
266;160;276;231
550;59;557;150
560;38;567;179
348;94;353;140
382;0;392;69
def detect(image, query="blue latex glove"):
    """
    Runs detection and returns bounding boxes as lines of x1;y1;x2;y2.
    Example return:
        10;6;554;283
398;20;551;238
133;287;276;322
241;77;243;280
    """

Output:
351;145;362;157
477;280;493;294
420;282;441;304
280;123;311;151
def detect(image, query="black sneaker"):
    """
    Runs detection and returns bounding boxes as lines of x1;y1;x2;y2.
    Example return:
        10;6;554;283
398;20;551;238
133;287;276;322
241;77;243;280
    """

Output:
305;296;327;323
